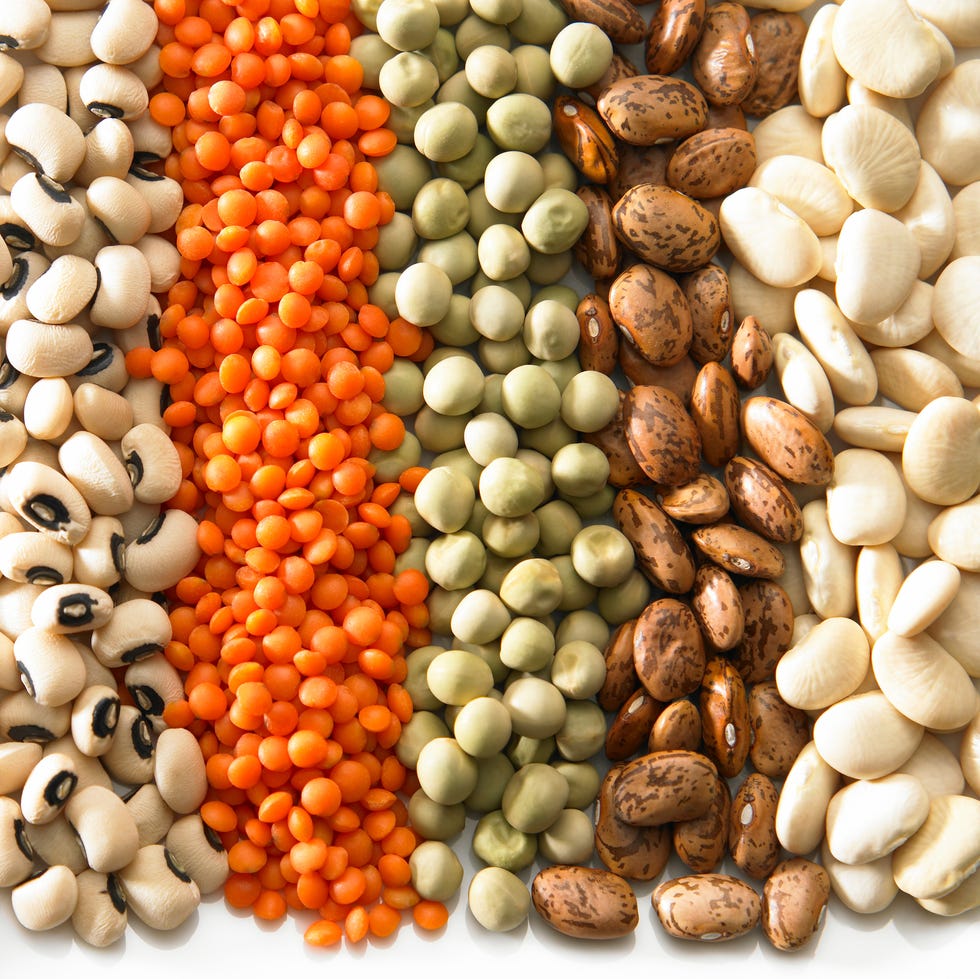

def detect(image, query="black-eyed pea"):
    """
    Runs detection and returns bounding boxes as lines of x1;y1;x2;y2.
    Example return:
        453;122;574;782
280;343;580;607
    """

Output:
0;409;30;467
11;864;77;930
19;749;77;824
165;814;229;897
65;783;139;873
71;869;128;948
30;582;113;633
124;654;182;734
78;62;148;121
101;704;155;786
40;186;111;264
91;597;171;667
90;0;157;65
5;103;85;183
72;515;125;589
0;0;52;51
1;251;49;330
117;844;201;931
0;795;35;886
729;772;781;880
123;508;202;593
91;244;151;330
0;687;71;742
154;727;208;815
72;383;133;442
70;683;120;757
72;117;134;186
44;733;111;792
134;234;182;295
9;171;86;247
127;110;173;162
86;174;152;244
22;376;73;441
125;166;183;234
762;857;830;951
14;626;86;706
0;742;42;794
71;342;130;395
23;811;86;875
56;430;133;516
5;317;93;378
124;783;175;848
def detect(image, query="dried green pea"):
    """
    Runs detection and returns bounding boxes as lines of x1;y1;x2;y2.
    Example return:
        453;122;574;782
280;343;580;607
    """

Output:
472;809;537;871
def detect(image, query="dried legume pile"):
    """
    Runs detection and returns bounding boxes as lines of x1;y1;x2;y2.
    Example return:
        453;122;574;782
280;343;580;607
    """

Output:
0;0;978;959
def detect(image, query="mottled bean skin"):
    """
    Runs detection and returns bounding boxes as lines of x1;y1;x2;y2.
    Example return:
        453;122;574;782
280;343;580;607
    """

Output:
554;97;619;186
724;455;803;543
645;0;707;76
624;385;702;487
613;749;718;826
609;263;693;367
741;12;806;118
653;873;761;941
532;865;639;939
668;129;756;201
634;598;706;701
731;579;795;683
691;523;786;579
598;75;708;145
681;263;735;363
559;0;646;44
699;656;750;778
673;771;731;873
692;2;758;107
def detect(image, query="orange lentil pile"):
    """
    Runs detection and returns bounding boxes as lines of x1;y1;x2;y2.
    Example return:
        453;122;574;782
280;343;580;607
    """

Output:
128;0;444;946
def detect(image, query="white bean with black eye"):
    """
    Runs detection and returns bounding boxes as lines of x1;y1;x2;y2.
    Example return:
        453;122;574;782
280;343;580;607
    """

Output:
58;430;134;516
73;117;134;186
42;185;112;263
30;581;114;633
90;244;151;330
166;814;229;895
9;171;85;247
4;102;86;183
122;423;183;505
14;626;87;706
0;687;71;742
16;63;67;111
0;251;50;331
155;728;208;815
86;175;152;245
0;408;29;467
78;63;148;121
43;733;111;791
117;844;201;931
101;703;155;786
0;0;53;52
127;111;173;161
23;377;74;441
70;683;120;756
124;507;201;593
91;597;172;667
12;864;79;930
124;783;175;847
71;869;128;948
0;796;35;887
125;654;182;732
65;783;140;873
19;750;79;824
0;741;42;794
26;253;98;323
72;383;133;441
22;812;86;874
69;340;129;393
3;459;92;544
4;317;94;377
125;166;184;235
90;0;157;66
35;9;99;67
0;529;74;585
72;514;125;589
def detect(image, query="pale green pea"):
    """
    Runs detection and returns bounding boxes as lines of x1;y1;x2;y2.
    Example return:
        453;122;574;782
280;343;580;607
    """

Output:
403;644;445;711
453;639;508;684
451;588;511;645
526;248;572;285
436;71;492;123
555;700;607;761
538;809;595;865
395;710;450;769
563;484;616;519
425;532;486;590
499;557;563;616
478;224;530;281
552;760;601;810
485;94;552;153
598;568;653;625
477;334;532;374
426;587;467;635
483;152;545;215
414;101;478;161
472;809;536;871
432;0;469;25
369;431;421;482
454;14;510;58
422;27;459;81
500;363;560;430
482;512;539;558
538;355;581;393
463;497;489;537
529;284;580;311
549;22;613;88
373;144;431;210
374;212;417;271
430;448;483;487
407;789;466;841
518;414;575;457
551;554;598;611
555;609;610;650
416;737;478;804
410;841;464;902
418;231;478;285
509;0;568;44
515;449;555;499
379;51;440;107
464;412;518;466
506;734;554;768
414;466;475;533
571;524;635;588
502;676;566;739
394;537;428;576
551;442;610;497
368;271;400;318
501;761;569;834
453;696;512;757
550;640;606;699
412;178;470;240
390;491;429;538
522;188;590;255
477;373;505;414
390;100;433;143
561;370;619;432
499;616;555;672
423;354;485;415
351;0;382;31
478;553;519;594
479;457;546;518
469;0;522;24
430;294;479;347
512;44;556;98
415;406;469;453
395;261;453;326
468;866;530;932
436;133;496;189
424;342;476;372
380;358;423;416
539;152;579;191
348;32;395;86
376;0;441;50
465;754;514;812
427;648;494;705
466;184;519;237
469;285;525;342
533;499;582;556
465;45;518;99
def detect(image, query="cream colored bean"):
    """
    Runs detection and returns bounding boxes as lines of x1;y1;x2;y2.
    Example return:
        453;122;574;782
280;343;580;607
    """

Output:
886;454;942;560
819;840;898;914
887;561;961;638
750;155;852;238
729;260;801;336
898;733;966;799
928;495;980;573
844;78;914;132
933;256;980;363
915;60;980;189
825;448;906;547
960;712;980;796
774;741;839;855
855;543;904;644
799;499;857;618
752;105;824;167
770;333;835;433
833;406;916;453
918;870;980;917
871;348;964;412
893;161;955;279
914;330;980;390
927;571;980;678
950;182;980;262
797;3;845;119
851;282;934;353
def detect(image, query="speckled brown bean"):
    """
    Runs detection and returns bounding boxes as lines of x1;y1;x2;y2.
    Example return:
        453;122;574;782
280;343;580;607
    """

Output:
574;185;619;280
731;580;794;683
612;184;720;274
681;264;734;363
649;698;702;753
652;873;761;941
690;362;740;468
667;129;756;202
613;487;696;595
645;0;707;76
691;523;786;579
584;52;640;104
729;773;781;879
740;12;806;118
730;315;773;389
659;474;730;525
610;144;668;202
609;264;693;367
691;564;744;652
576;293;619;375
597;75;708;146
747;681;808;779
624;385;702;486
634;598;706;702
762;858;830;951
723;455;803;543
619;347;698;405
741;397;834;486
699;656;750;777
554;97;619;186
613;750;718;826
560;0;645;43
692;2;758;107
532;865;639;939
598;618;639;712
595;764;672;881
606;688;662;761
585;391;647;489
706;103;747;130
673;771;731;873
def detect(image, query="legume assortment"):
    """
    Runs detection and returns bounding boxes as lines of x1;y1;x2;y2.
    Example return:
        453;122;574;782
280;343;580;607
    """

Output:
0;0;978;961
